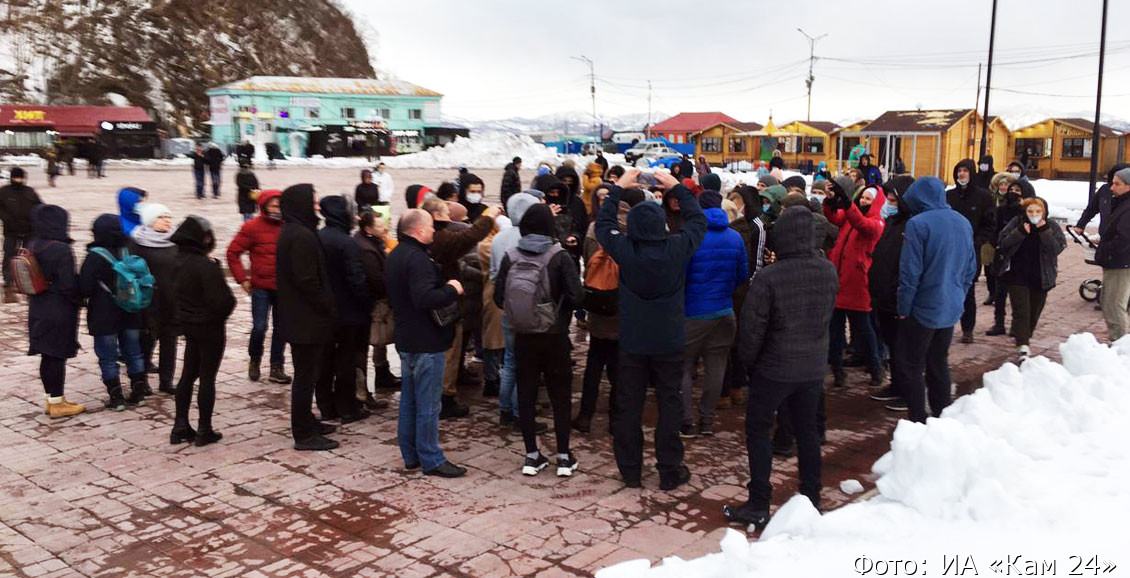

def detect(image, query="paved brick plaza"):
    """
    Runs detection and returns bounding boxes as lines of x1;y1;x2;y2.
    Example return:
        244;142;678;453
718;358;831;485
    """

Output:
0;165;1109;577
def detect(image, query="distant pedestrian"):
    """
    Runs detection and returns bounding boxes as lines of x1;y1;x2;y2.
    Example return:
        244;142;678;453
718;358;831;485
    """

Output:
355;169;381;210
205;144;225;198
896;178;978;423
373;163;394;206
501;156;523;209
130;203;178;394
0;167;42;302
190;144;207;199
235;161;260;222
1095;167;1130;341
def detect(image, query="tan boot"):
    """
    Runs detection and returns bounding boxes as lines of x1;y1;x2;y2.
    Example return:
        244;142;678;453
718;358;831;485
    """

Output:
45;396;85;418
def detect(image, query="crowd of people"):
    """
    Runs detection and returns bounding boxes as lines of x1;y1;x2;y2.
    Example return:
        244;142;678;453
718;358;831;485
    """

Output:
1;151;1127;528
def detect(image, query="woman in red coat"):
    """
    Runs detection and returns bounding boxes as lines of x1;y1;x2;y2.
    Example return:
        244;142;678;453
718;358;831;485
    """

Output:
823;176;886;387
226;189;292;385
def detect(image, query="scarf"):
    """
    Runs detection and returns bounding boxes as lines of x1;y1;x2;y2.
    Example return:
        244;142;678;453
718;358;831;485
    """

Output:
132;225;175;248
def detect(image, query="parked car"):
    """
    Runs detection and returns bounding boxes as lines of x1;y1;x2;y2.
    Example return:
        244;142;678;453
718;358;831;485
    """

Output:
624;142;682;164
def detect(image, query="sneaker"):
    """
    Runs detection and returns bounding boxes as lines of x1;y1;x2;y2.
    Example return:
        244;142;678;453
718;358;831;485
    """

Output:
659;465;692;491
294;434;339;451
1018;345;1030;363
316;422;337;435
556;453;579;477
723;502;771;528
522;454;549;476
698;421;715;437
425;462;467;478
104;391;127;412
885;399;909;412
869;387;901;402
679;424;698;439
248;357;261;382
985;325;1007;336
339;407;372;424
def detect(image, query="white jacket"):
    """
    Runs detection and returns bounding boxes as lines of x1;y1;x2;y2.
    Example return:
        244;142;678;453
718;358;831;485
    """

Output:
375;171;394;204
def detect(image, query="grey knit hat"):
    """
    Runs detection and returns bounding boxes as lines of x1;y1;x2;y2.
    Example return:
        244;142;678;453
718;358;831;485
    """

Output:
1115;167;1130;186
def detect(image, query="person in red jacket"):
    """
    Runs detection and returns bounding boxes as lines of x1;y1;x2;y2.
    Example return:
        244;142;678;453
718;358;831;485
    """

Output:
226;189;292;384
823;176;886;388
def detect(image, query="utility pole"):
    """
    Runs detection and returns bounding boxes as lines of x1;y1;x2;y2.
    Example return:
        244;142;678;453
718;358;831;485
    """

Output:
572;55;597;145
1088;0;1109;198
646;80;652;139
979;0;998;160
797;28;828;122
974;63;982;158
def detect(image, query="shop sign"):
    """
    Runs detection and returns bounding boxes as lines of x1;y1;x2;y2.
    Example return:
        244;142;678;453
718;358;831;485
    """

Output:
102;121;144;131
12;110;47;122
392;130;419;137
210;95;232;126
351;121;387;130
290;97;321;108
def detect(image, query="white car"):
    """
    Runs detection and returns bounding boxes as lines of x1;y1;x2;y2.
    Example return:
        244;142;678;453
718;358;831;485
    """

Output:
624;142;682;164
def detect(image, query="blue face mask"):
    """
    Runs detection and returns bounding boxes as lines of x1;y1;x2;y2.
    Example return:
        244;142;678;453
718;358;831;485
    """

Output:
880;204;899;220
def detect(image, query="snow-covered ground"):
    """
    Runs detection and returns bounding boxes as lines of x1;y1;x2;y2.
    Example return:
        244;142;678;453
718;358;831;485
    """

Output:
599;333;1129;578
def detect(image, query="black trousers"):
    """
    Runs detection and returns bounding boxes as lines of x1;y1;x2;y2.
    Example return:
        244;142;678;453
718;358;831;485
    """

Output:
772;385;826;447
960;283;977;335
612;351;684;483
992;274;1009;327
747;373;822;511
174;335;225;430
894;317;953;423
579;336;618;416
1007;285;1048;347
291;343;326;441
875;310;902;398
142;326;178;388
316;325;366;419
40;355;66;397
515;332;573;455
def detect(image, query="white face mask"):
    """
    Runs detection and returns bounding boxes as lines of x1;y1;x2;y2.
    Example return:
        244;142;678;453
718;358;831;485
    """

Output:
1028;215;1042;225
979;163;990;172
1009;171;1022;179
811;194;826;204
957;177;970;187
465;193;483;204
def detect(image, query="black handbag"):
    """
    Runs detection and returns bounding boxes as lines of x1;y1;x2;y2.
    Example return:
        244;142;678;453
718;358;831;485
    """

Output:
583;286;618;316
430;300;462;327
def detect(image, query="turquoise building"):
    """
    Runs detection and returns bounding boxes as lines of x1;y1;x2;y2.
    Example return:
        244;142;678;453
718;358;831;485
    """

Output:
206;76;443;158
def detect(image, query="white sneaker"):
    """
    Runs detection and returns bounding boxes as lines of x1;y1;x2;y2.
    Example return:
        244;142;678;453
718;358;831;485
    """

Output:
1018;345;1030;363
522;454;549;476
556;453;579;477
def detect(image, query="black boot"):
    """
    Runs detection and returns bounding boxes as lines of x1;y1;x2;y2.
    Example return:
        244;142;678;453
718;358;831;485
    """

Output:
572;411;593;433
127;373;149;406
269;364;292;384
248;357;261;382
985;325;1007;336
103;377;127;411
375;365;401;389
440;394;469;419
170;421;197;445
832;368;846;388
482;377;500;397
868;365;885;388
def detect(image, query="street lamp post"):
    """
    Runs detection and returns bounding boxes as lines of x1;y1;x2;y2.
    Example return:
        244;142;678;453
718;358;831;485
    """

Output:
797;28;828;122
572;55;597;150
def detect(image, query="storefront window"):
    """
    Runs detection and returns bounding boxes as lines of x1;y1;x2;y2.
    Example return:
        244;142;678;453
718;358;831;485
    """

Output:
804;137;825;154
1062;138;1091;159
729;138;746;153
0;131;48;149
342;108;356;119
408;109;422;120
1014;137;1044;158
379;108;391;120
701;137;722;153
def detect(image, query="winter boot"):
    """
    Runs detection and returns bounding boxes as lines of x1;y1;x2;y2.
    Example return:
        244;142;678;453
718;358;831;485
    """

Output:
268;364;292;384
868;365;885;388
482;377;500;397
170;421;197;445
248;357;261;382
126;373;149;407
832;367;847;388
723;502;771;528
374;364;400;389
45;396;85;418
985;325;1007;336
572;411;593;433
103;377;127;412
440;394;469;420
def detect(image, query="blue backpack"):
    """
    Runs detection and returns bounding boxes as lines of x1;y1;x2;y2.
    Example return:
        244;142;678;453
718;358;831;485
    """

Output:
91;247;156;313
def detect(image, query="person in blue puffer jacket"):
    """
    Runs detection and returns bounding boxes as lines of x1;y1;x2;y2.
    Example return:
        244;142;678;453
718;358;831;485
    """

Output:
680;189;748;436
896;177;978;424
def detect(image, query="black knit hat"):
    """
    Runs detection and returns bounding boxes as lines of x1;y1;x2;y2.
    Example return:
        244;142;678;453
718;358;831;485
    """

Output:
519;203;557;238
9;167;25;180
698;190;723;209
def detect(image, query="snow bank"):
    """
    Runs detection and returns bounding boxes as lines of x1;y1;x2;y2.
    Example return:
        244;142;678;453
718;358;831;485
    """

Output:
382;134;559;170
598;333;1129;577
1028;179;1090;224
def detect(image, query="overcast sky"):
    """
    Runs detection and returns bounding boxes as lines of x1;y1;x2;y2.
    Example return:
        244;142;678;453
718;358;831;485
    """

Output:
346;0;1130;127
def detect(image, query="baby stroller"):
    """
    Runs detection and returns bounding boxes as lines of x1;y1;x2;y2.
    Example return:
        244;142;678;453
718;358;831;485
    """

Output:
1066;225;1102;303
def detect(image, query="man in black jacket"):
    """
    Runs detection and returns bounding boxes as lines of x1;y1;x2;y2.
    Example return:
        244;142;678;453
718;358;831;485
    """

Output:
317;196;375;423
386;209;468;478
1097;168;1130;341
595;168;707;491
724;206;839;528
190;144;207;199
946;158;995;343
0;167;42;302
204;144;225;198
276;184;340;451
501;156;522;210
1075;163;1130;234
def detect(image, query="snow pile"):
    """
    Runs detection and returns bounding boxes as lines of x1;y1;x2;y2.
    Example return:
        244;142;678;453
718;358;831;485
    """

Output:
381;134;559;170
711;169;810;193
598;333;1130;578
1028;179;1091;224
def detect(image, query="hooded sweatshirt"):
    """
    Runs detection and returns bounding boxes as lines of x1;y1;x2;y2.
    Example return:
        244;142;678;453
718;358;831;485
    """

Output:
117;188;145;236
491;191;542;280
171;216;235;339
899;178;978;328
493;204;583;334
318;195;372;327
737;207;839;382
595;184;707;355
276;184;336;344
946;158;996;250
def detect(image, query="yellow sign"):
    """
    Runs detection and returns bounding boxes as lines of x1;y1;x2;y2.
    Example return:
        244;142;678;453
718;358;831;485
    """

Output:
13;110;46;121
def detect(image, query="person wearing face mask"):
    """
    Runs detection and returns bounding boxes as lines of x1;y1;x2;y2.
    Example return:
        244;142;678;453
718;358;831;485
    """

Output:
226;190;292;385
458;172;488;222
985;180;1030;336
822;177;887;389
1006;161;1027;182
131;202;177;396
993;197;1065;362
946;158;996;343
1095;167;1130;341
867;176;915;410
982;172;1017;309
974;155;996;191
169;215;236;446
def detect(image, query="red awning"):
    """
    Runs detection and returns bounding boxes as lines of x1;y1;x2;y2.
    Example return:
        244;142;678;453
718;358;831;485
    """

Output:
0;105;150;134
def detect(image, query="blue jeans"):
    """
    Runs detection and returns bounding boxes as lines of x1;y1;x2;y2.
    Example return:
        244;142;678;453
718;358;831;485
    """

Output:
250;289;285;364
398;351;447;471
93;330;144;381
193;168;205;199
209;167;221;197
500;317;519;418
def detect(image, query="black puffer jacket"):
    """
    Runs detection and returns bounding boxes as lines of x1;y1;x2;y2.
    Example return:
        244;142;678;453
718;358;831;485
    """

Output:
171;216;235;340
386;236;460;353
27;205;80;359
236;168;259;214
276;185;336;344
868;212;911;315
79;214;143;335
738;207;839;382
595;184;707;355
353;230;388;300
318;196;372;328
501;162;522;209
947;158;997;251
0;182;42;238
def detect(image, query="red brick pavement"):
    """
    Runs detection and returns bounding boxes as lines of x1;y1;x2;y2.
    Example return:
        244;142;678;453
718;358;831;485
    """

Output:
0;168;1110;576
